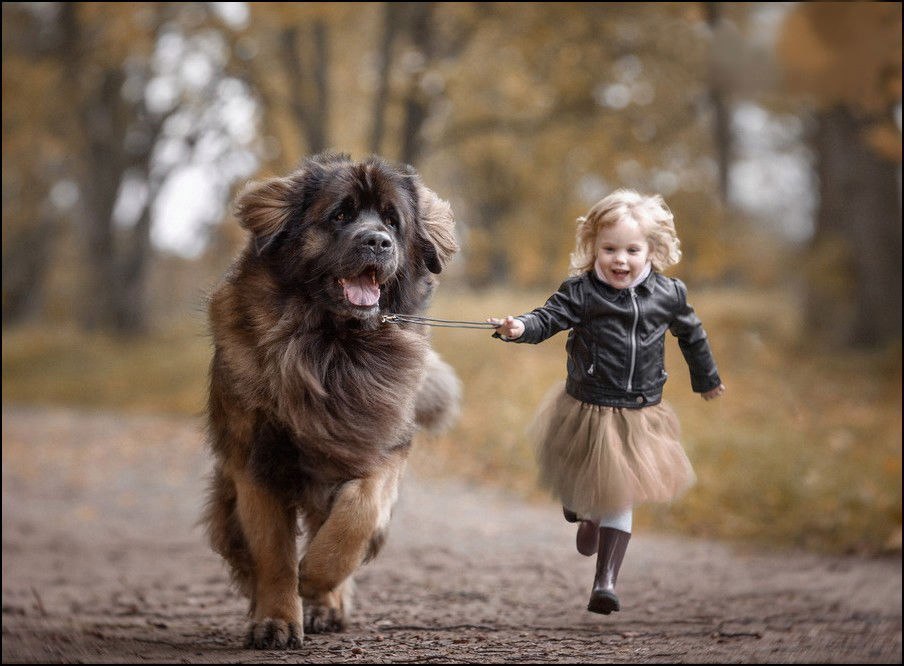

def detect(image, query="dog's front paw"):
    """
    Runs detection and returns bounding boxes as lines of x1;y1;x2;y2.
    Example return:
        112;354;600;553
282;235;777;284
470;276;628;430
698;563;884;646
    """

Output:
303;601;346;633
299;578;354;633
244;618;303;649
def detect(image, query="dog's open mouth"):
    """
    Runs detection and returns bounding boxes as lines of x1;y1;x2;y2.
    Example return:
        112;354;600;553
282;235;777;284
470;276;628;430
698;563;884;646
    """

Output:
339;270;381;307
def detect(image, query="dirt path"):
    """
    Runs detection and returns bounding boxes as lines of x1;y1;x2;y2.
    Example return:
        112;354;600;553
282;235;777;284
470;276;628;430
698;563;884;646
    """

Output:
2;405;900;664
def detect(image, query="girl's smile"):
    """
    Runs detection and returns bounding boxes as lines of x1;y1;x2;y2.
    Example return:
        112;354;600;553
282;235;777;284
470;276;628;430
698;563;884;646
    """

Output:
594;217;651;288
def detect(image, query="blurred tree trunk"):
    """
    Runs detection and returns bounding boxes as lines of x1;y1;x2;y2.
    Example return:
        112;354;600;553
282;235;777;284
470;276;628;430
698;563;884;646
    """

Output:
79;67;130;332
398;2;437;166
1;214;56;324
114;190;155;332
1;6;62;325
279;22;330;154
59;3;163;335
704;2;732;207
369;3;404;155
808;105;902;347
369;2;440;166
778;2;901;348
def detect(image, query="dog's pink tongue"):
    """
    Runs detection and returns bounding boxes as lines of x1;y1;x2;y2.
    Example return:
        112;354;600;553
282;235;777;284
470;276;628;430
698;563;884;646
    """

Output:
341;274;380;307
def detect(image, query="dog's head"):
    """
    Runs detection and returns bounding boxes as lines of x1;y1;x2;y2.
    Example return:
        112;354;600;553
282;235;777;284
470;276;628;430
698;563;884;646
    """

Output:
234;152;457;323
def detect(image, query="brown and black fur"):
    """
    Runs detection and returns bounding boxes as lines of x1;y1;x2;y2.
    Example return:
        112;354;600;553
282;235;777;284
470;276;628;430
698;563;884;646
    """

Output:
202;152;460;649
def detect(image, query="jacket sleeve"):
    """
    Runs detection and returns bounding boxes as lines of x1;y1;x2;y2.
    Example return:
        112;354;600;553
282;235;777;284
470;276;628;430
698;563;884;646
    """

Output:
502;277;584;344
668;279;722;393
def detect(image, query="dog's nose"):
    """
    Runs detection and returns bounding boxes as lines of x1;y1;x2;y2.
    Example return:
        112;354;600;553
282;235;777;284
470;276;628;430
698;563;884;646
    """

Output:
362;231;393;255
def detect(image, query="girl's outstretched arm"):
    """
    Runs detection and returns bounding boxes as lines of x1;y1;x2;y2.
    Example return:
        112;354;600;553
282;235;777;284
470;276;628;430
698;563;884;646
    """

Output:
488;277;584;344
487;316;525;340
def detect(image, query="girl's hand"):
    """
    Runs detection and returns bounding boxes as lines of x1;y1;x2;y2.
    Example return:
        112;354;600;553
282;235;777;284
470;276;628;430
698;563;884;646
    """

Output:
702;384;726;401
487;316;525;340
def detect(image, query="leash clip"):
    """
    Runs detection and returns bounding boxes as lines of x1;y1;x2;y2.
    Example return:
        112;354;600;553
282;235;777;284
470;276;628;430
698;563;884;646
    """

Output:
381;312;497;330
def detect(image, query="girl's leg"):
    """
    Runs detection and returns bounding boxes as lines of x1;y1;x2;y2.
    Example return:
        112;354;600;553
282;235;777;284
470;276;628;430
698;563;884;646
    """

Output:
588;507;632;614
575;506;632;556
598;507;632;533
576;518;600;556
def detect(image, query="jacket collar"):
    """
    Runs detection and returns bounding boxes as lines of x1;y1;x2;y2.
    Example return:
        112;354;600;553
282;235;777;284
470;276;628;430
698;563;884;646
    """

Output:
587;268;657;300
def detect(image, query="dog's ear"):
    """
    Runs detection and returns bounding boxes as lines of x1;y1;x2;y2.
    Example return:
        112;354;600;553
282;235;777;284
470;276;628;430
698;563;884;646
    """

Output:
414;181;458;274
234;177;295;255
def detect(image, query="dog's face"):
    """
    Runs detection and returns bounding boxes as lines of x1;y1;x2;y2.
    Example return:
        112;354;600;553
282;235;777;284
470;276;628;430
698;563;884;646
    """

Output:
234;153;456;323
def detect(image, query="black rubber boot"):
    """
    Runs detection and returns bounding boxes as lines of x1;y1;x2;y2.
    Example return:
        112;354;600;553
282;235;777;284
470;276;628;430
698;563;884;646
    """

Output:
587;527;631;615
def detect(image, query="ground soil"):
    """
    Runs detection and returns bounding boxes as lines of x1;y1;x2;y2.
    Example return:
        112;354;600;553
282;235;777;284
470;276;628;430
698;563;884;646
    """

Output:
2;404;901;664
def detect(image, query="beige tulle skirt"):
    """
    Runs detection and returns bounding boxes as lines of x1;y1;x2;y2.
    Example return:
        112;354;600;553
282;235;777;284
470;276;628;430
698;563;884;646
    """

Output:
531;382;695;517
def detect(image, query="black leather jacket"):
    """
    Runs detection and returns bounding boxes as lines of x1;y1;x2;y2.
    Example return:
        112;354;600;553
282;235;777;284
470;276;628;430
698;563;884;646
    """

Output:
500;270;721;408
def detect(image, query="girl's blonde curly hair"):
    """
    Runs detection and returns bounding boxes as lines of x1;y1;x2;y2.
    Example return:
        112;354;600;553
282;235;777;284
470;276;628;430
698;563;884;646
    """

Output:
569;188;681;276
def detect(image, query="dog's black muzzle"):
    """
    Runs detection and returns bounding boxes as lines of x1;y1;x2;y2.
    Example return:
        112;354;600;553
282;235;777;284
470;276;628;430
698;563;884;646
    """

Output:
361;230;394;261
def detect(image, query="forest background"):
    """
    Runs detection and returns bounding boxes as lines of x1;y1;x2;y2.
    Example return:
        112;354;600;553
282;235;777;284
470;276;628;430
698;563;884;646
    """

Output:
2;2;901;556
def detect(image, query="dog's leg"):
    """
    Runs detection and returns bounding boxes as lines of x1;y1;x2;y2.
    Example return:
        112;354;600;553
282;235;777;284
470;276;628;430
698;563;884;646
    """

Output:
297;507;353;634
234;469;303;649
298;452;407;633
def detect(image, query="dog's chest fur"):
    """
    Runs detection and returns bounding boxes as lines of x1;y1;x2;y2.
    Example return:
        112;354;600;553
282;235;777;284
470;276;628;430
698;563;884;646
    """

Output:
211;276;428;480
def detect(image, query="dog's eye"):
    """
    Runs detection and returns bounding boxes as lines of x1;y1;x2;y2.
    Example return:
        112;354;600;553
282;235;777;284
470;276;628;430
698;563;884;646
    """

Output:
331;198;355;225
383;210;399;228
332;208;354;225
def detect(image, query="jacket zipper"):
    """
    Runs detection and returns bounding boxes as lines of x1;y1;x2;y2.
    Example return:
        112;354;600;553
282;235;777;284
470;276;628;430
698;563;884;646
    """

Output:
626;288;639;392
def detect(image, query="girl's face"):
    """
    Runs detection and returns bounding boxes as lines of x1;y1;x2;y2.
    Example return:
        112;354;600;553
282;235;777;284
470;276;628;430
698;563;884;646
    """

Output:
594;216;651;289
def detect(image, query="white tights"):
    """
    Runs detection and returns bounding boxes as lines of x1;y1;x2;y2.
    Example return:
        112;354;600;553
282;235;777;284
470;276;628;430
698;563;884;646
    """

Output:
590;507;633;533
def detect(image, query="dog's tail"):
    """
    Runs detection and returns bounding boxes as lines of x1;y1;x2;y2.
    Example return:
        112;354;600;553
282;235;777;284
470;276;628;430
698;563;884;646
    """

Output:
414;349;461;434
201;466;256;606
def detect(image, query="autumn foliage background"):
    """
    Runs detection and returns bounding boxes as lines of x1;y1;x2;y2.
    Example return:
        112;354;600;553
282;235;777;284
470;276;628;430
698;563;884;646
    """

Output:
2;3;901;555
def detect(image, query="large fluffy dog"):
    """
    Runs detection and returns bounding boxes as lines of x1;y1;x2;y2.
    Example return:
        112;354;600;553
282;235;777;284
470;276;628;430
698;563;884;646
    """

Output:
203;152;460;649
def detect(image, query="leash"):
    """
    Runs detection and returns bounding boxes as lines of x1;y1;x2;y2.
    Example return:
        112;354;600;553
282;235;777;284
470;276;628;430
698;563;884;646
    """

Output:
381;313;497;329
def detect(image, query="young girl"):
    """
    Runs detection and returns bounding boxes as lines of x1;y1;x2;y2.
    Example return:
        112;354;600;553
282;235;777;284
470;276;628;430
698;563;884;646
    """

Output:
488;189;725;616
